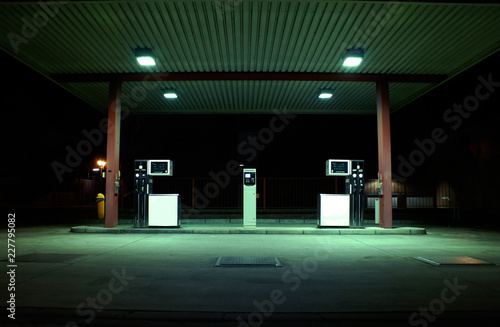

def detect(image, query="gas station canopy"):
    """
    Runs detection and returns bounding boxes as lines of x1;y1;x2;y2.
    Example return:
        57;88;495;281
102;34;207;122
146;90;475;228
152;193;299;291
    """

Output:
1;0;500;114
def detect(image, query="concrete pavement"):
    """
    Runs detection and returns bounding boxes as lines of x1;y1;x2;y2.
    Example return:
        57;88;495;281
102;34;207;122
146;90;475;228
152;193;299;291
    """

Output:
1;224;499;326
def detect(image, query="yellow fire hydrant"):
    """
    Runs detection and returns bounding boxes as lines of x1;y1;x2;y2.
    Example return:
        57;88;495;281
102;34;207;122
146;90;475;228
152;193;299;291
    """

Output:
96;193;105;219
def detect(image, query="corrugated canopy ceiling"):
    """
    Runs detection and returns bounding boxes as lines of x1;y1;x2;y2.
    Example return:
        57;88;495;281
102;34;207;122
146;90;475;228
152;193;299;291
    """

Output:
1;0;499;114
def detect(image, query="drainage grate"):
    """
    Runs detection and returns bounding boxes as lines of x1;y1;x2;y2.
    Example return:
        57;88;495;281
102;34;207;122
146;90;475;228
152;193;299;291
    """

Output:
214;256;282;267
414;256;495;266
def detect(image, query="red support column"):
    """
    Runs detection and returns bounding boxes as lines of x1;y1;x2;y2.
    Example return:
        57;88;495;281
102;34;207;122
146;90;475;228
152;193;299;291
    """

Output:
376;80;393;229
105;80;122;228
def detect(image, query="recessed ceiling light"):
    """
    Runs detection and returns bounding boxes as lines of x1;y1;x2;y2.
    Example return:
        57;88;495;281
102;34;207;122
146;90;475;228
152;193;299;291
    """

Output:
163;89;178;99
319;89;333;99
135;47;156;66
343;48;364;67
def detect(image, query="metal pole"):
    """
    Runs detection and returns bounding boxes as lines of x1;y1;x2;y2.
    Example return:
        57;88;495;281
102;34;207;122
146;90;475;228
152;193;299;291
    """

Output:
376;80;393;229
104;80;122;228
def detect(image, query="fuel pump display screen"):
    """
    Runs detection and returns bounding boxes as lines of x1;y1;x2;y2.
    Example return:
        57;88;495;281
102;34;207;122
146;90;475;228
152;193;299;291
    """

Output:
151;162;168;174
326;159;351;176
147;160;173;176
244;172;256;185
331;162;348;174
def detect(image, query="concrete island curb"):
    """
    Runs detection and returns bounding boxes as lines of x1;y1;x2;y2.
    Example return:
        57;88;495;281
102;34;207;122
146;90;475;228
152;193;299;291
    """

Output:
70;225;426;235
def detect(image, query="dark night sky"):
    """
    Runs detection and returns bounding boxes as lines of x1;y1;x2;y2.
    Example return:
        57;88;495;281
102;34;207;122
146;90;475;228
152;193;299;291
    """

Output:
1;50;500;200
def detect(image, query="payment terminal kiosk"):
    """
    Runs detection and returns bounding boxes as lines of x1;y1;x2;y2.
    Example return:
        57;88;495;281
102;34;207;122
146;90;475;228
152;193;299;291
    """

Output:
243;168;257;228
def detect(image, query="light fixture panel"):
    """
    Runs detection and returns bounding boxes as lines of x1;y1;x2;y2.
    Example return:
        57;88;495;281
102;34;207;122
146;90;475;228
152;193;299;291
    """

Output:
343;57;363;67
135;47;156;66
343;48;364;67
163;91;178;99
136;56;156;66
319;89;333;99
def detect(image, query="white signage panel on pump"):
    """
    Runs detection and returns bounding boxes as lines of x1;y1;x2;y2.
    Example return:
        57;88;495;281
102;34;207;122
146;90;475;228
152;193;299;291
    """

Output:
148;194;180;227
318;194;350;227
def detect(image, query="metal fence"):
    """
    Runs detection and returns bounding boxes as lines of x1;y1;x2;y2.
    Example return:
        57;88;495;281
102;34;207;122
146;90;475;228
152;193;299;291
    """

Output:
17;177;451;209
151;177;341;209
124;177;452;209
25;178;99;207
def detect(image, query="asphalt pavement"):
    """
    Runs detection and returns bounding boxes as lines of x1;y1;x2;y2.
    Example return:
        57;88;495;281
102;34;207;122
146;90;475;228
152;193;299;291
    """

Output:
1;224;499;326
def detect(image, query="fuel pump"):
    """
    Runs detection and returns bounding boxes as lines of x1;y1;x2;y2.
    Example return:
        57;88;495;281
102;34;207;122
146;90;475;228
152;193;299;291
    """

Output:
134;160;150;227
350;160;364;227
134;159;179;227
318;159;365;227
